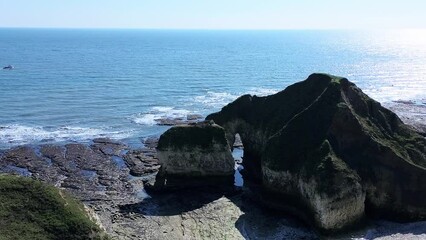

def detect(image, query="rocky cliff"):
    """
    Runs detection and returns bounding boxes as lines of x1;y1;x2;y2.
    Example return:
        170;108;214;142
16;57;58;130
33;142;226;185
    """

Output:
155;121;235;189
207;73;426;231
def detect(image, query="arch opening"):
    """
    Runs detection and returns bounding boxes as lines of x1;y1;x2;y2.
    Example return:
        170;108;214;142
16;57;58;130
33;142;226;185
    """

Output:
232;133;244;187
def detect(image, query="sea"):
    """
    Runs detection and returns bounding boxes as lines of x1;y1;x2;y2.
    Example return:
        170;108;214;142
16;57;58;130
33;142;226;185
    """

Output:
1;29;426;149
1;28;426;239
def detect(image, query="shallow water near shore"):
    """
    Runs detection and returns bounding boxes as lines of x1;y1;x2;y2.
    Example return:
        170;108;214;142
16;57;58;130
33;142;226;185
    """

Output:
1;29;426;149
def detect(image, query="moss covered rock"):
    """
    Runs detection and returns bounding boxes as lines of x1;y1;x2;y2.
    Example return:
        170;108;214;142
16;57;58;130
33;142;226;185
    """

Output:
155;121;234;189
0;174;107;240
207;73;426;232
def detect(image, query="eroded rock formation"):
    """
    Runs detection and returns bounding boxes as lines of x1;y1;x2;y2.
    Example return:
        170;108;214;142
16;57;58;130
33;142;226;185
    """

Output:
207;73;426;231
155;121;235;189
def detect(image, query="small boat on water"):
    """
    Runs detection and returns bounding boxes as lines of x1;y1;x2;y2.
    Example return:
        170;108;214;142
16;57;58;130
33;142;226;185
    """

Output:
3;65;14;70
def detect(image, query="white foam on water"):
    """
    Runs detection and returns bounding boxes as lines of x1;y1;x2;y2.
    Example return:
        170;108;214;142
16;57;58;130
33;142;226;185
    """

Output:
246;87;280;96
194;91;240;108
132;106;192;126
194;88;280;109
133;114;157;125
0;124;131;147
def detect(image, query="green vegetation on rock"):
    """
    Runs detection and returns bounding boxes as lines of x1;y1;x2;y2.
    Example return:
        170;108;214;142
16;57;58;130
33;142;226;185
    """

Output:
0;174;107;240
157;121;228;150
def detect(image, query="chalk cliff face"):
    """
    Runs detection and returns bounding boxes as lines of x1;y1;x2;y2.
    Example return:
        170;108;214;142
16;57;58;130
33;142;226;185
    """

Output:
207;73;426;231
156;121;235;188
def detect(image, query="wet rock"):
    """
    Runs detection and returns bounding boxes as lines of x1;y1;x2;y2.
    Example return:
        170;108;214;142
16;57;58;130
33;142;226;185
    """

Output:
156;114;204;126
93;137;122;145
124;150;161;177
142;137;159;149
207;73;426;232
0;140;148;203
156;117;185;126
187;114;203;121
1;146;57;184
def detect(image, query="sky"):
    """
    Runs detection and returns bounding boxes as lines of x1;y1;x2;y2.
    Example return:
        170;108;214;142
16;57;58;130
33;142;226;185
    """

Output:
0;0;425;29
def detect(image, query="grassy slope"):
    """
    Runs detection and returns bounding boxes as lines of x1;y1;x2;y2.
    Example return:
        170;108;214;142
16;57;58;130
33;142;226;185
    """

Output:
0;174;107;240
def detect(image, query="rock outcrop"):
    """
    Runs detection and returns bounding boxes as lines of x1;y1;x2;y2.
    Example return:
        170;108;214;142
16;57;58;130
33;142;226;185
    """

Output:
207;73;426;231
155;121;235;189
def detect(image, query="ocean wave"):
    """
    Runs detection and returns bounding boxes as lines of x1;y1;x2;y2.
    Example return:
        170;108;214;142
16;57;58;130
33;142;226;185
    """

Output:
194;88;279;109
132;106;192;126
246;87;279;96
0;124;131;147
194;91;241;108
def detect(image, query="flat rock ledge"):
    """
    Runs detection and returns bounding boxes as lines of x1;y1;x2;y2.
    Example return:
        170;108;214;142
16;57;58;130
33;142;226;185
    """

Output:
155;114;204;126
0;138;157;239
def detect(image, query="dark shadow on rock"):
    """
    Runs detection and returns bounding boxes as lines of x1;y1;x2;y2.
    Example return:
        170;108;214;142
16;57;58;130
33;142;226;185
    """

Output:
234;212;318;240
131;174;320;239
365;220;426;239
148;167;235;192
231;182;426;239
328;220;426;240
118;187;228;217
230;187;319;239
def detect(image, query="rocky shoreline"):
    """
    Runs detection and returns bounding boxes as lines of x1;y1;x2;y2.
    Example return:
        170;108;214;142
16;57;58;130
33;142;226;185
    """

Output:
0;88;425;238
0;137;321;239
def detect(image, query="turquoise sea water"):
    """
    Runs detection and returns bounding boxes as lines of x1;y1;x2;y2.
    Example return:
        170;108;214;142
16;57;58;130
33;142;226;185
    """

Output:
1;29;426;149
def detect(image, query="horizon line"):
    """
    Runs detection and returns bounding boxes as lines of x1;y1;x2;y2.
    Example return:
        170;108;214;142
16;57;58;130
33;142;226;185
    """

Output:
1;26;425;31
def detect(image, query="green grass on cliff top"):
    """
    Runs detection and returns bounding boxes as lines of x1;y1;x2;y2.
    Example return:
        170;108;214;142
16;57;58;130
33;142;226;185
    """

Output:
157;124;228;150
0;174;107;240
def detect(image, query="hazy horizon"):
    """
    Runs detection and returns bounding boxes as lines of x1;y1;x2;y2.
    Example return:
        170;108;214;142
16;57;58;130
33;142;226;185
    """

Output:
1;27;426;31
1;0;425;30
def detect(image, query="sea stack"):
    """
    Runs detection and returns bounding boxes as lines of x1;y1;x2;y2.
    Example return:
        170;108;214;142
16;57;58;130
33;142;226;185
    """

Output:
155;121;235;189
207;73;426;232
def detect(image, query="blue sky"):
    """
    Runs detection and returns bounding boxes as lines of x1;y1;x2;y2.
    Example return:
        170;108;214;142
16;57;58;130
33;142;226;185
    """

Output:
0;0;425;29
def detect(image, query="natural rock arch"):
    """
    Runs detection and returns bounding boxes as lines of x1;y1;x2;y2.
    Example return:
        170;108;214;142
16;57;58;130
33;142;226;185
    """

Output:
206;73;426;232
